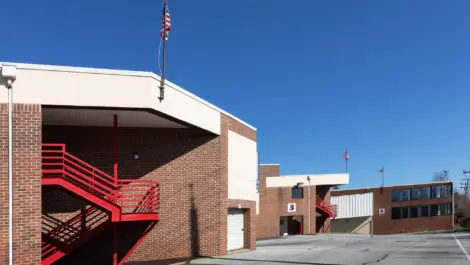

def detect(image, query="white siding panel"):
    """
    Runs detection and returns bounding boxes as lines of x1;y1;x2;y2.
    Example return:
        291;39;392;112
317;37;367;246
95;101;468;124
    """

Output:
228;130;259;213
331;193;373;219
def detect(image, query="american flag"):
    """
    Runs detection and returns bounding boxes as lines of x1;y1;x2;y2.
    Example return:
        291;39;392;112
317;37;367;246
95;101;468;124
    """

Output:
379;167;384;173
343;150;349;161
160;1;171;40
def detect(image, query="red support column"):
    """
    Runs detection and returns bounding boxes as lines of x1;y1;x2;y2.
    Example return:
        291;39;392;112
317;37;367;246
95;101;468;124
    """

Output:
113;224;118;265
113;114;118;265
113;114;118;183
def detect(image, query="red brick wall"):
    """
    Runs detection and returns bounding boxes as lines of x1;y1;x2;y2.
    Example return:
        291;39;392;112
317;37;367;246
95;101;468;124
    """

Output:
0;104;42;265
332;182;454;234
257;165;318;238
42;112;257;263
43;125;222;262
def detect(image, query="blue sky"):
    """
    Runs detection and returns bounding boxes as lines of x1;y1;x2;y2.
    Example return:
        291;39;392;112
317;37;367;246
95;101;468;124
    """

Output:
2;1;470;189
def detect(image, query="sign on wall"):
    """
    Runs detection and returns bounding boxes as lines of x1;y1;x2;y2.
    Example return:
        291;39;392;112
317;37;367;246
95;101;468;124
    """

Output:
288;203;296;212
379;208;385;215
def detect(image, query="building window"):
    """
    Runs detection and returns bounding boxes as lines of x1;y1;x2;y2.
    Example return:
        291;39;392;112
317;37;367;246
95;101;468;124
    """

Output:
390;203;450;220
421;205;429;217
292;187;303;199
432;185;451;199
439;203;452;216
430;204;439;216
401;207;409;218
410;206;419;218
392;189;410;202
411;187;431;200
391;207;401;219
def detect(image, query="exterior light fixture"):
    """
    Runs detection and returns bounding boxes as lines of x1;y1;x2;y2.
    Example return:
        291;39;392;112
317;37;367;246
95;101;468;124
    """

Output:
133;153;140;160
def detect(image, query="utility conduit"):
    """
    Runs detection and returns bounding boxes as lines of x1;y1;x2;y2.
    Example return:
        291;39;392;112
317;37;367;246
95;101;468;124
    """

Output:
1;64;17;265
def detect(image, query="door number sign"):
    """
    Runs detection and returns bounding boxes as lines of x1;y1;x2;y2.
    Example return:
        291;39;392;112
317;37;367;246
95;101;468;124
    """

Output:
288;203;296;212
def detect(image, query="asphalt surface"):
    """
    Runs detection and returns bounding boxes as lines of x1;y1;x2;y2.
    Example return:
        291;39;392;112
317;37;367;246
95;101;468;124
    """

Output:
191;233;470;265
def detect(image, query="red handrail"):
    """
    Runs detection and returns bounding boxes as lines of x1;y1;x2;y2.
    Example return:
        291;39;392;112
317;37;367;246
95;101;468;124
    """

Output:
42;206;109;258
316;195;337;218
42;144;117;202
117;179;160;214
44;207;97;238
42;143;160;215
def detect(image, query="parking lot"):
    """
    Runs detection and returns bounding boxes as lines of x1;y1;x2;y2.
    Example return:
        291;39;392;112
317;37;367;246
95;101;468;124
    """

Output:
191;233;470;265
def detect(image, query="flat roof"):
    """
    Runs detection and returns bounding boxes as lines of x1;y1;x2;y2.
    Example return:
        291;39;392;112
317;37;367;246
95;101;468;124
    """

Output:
266;174;349;187
332;180;453;193
0;62;256;131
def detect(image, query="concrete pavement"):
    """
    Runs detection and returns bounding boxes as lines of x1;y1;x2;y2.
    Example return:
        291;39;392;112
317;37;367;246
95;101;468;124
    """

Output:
191;233;470;265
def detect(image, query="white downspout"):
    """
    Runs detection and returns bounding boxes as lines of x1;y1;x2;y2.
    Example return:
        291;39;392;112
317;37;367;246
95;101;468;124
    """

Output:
2;64;17;265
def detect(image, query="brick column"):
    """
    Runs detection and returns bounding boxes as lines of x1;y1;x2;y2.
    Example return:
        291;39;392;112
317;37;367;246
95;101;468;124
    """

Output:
0;104;42;264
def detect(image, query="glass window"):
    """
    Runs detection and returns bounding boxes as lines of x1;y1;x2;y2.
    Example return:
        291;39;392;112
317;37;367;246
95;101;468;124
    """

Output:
432;185;451;198
392;190;402;202
391;207;401;219
439;203;452;215
430;204;439;216
401;189;410;201
411;187;431;200
420;187;430;199
421;205;429;217
392;189;411;202
410;207;419;218
402;207;409;218
292;187;303;199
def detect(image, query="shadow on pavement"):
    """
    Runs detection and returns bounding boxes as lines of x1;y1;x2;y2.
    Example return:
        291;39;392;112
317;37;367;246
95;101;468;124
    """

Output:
203;257;342;265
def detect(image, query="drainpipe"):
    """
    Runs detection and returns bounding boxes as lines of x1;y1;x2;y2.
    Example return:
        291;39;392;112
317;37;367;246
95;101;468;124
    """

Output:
452;183;455;230
2;64;17;265
307;176;311;234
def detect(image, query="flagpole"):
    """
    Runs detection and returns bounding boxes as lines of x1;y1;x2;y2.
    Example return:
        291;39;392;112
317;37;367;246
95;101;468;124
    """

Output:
381;166;384;187
159;0;168;101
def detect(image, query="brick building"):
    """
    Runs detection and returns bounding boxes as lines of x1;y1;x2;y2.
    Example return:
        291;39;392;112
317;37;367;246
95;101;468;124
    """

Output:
0;63;259;264
257;164;349;239
331;181;454;235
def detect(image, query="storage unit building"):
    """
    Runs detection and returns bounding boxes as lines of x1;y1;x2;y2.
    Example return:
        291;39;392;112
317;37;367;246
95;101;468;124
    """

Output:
256;164;349;239
331;181;454;235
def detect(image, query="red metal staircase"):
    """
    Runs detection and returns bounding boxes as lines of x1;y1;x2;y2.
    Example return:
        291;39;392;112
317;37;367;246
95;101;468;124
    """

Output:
316;195;337;233
42;207;110;265
41;144;160;265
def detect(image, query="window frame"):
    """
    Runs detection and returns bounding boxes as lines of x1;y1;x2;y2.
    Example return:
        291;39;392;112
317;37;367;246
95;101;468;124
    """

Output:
291;187;304;199
390;203;451;220
432;185;452;199
392;189;411;202
411;187;431;200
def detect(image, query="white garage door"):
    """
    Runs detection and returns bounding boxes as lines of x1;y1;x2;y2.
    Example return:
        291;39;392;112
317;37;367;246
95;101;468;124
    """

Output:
227;209;244;251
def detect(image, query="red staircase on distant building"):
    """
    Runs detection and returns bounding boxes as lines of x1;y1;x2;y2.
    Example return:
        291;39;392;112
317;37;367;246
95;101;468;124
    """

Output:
316;195;337;233
41;144;160;265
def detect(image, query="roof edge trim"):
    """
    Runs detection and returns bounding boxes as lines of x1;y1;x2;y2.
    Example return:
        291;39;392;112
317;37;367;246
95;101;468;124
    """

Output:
0;62;257;131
